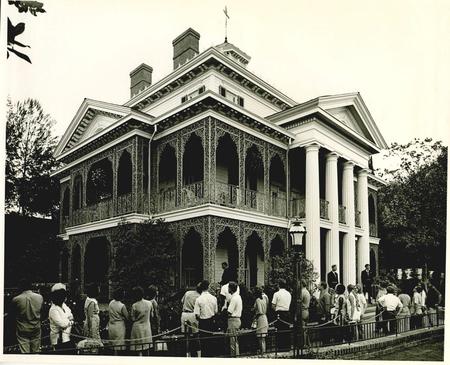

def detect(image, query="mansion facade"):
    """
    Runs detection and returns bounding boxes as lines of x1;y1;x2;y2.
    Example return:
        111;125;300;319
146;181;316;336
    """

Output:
52;28;387;297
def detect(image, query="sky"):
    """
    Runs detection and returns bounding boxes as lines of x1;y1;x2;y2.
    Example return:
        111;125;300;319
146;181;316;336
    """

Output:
5;0;450;149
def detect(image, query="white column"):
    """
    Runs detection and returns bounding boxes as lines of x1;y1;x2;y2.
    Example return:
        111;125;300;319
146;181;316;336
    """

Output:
325;152;339;275
305;144;321;281
357;168;370;283
342;161;356;286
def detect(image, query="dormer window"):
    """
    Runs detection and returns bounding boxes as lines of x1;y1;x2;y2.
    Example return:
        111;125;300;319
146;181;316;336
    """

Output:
218;86;244;107
181;85;206;104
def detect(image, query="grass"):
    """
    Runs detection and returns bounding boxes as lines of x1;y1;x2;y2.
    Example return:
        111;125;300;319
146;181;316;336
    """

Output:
368;340;444;361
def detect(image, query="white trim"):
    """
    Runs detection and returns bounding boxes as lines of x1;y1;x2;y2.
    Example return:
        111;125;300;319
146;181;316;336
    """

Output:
154;109;289;150
64;213;150;236
55;99;133;157
369;237;380;245
56;111;154;161
125;47;297;109
51;129;155;177
154;204;290;228
60;176;70;183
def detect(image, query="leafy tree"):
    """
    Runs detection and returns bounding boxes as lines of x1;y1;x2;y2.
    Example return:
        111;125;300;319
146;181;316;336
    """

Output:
268;249;319;294
377;138;447;273
110;219;177;294
7;1;46;63
6;97;59;216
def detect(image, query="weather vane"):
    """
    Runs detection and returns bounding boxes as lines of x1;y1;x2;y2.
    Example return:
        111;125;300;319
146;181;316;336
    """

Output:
223;6;230;42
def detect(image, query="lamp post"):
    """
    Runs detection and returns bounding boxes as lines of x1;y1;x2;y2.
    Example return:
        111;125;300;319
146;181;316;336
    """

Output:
289;218;306;358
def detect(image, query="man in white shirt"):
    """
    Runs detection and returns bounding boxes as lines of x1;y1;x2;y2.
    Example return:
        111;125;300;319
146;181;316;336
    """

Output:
227;282;242;357
220;282;240;310
271;279;292;351
194;280;218;357
377;286;403;334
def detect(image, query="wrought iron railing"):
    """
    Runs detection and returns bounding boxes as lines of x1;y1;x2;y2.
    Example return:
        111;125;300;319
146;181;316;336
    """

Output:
369;222;377;237
60;216;69;233
117;192;133;215
158;187;177;212
215;182;239;207
320;199;329;220
355;210;361;227
290;195;305;218
181;181;204;207
338;205;346;224
270;191;287;217
242;188;265;213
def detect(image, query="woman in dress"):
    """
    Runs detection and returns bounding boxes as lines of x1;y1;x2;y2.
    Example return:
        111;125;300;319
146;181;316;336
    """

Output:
147;285;160;336
83;284;101;341
397;287;411;331
253;287;268;354
48;283;74;353
333;284;349;342
108;288;129;354
130;286;153;356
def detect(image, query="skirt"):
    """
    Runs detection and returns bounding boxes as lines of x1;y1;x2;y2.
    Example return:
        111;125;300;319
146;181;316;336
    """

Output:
256;314;268;335
108;321;126;350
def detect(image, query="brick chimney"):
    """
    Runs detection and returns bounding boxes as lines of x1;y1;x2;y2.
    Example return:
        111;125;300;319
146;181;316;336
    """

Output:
130;63;153;98
172;28;200;70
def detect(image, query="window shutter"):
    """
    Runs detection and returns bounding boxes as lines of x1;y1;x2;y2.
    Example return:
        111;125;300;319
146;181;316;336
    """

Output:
238;96;244;107
181;96;187;103
198;86;205;94
219;86;226;97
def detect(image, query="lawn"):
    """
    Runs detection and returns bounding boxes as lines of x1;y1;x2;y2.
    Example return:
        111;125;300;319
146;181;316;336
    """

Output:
368;340;444;361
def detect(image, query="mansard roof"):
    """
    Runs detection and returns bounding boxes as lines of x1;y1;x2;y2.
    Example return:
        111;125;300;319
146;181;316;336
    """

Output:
267;92;388;152
124;47;296;112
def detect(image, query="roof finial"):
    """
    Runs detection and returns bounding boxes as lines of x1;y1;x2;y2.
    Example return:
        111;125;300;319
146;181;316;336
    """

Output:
223;6;229;43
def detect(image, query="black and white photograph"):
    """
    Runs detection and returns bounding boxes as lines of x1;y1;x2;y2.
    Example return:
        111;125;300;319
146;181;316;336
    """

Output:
2;0;449;362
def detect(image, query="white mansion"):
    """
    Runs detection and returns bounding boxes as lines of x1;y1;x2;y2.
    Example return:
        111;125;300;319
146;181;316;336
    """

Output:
52;28;387;296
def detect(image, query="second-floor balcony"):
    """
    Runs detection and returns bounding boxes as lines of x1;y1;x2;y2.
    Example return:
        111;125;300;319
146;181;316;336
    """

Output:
320;199;329;220
369;222;377;237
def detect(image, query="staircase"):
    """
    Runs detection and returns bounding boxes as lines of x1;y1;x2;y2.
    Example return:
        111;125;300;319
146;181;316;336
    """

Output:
361;304;377;322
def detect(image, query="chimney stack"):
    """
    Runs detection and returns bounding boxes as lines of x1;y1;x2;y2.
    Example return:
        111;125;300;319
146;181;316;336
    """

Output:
130;63;153;98
172;28;200;70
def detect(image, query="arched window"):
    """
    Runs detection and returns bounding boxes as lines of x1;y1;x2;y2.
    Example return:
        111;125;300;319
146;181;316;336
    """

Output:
72;175;83;211
182;228;203;287
86;158;113;205
245;145;264;191
117;150;132;196
183;134;204;185
62;187;70;216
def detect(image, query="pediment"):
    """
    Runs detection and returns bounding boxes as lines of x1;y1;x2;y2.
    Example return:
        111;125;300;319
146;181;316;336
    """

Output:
325;106;372;141
55;99;131;157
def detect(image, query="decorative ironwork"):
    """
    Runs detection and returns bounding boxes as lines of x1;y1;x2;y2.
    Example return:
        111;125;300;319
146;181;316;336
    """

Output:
181;181;204;207
339;205;346;224
215;182;239;206
369;222;377;237
355;210;362;227
320;199;329;220
270;190;287;217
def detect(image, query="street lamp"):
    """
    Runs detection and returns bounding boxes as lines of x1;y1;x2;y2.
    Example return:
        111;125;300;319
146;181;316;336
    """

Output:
289;218;306;358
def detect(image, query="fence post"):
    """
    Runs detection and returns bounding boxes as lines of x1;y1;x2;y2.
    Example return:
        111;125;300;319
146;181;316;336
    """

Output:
184;320;189;357
436;305;439;326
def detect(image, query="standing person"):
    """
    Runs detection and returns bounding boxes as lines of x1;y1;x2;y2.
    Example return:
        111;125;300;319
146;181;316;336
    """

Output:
220;281;240;310
333;284;349;342
300;280;311;326
48;283;74;353
425;283;441;326
253;287;268;354
397;288;411;331
377;286;403;334
317;282;333;324
327;265;339;293
375;281;388;332
11;278;43;353
181;283;202;357
361;264;374;303
347;284;360;340
220;262;233;285
194;280;218;357
271;279;292;351
108;288;129;355
355;285;367;317
130;286;153;356
227;282;242;357
83;284;101;342
147;285;160;336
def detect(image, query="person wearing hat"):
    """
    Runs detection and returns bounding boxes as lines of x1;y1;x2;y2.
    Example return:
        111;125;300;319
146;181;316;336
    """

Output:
48;283;74;352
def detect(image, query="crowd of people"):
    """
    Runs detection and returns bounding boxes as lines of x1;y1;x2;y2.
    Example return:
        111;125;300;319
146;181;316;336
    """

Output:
6;262;444;357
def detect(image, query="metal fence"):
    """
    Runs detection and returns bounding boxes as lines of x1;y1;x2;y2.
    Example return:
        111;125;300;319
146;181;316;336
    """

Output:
3;308;444;357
